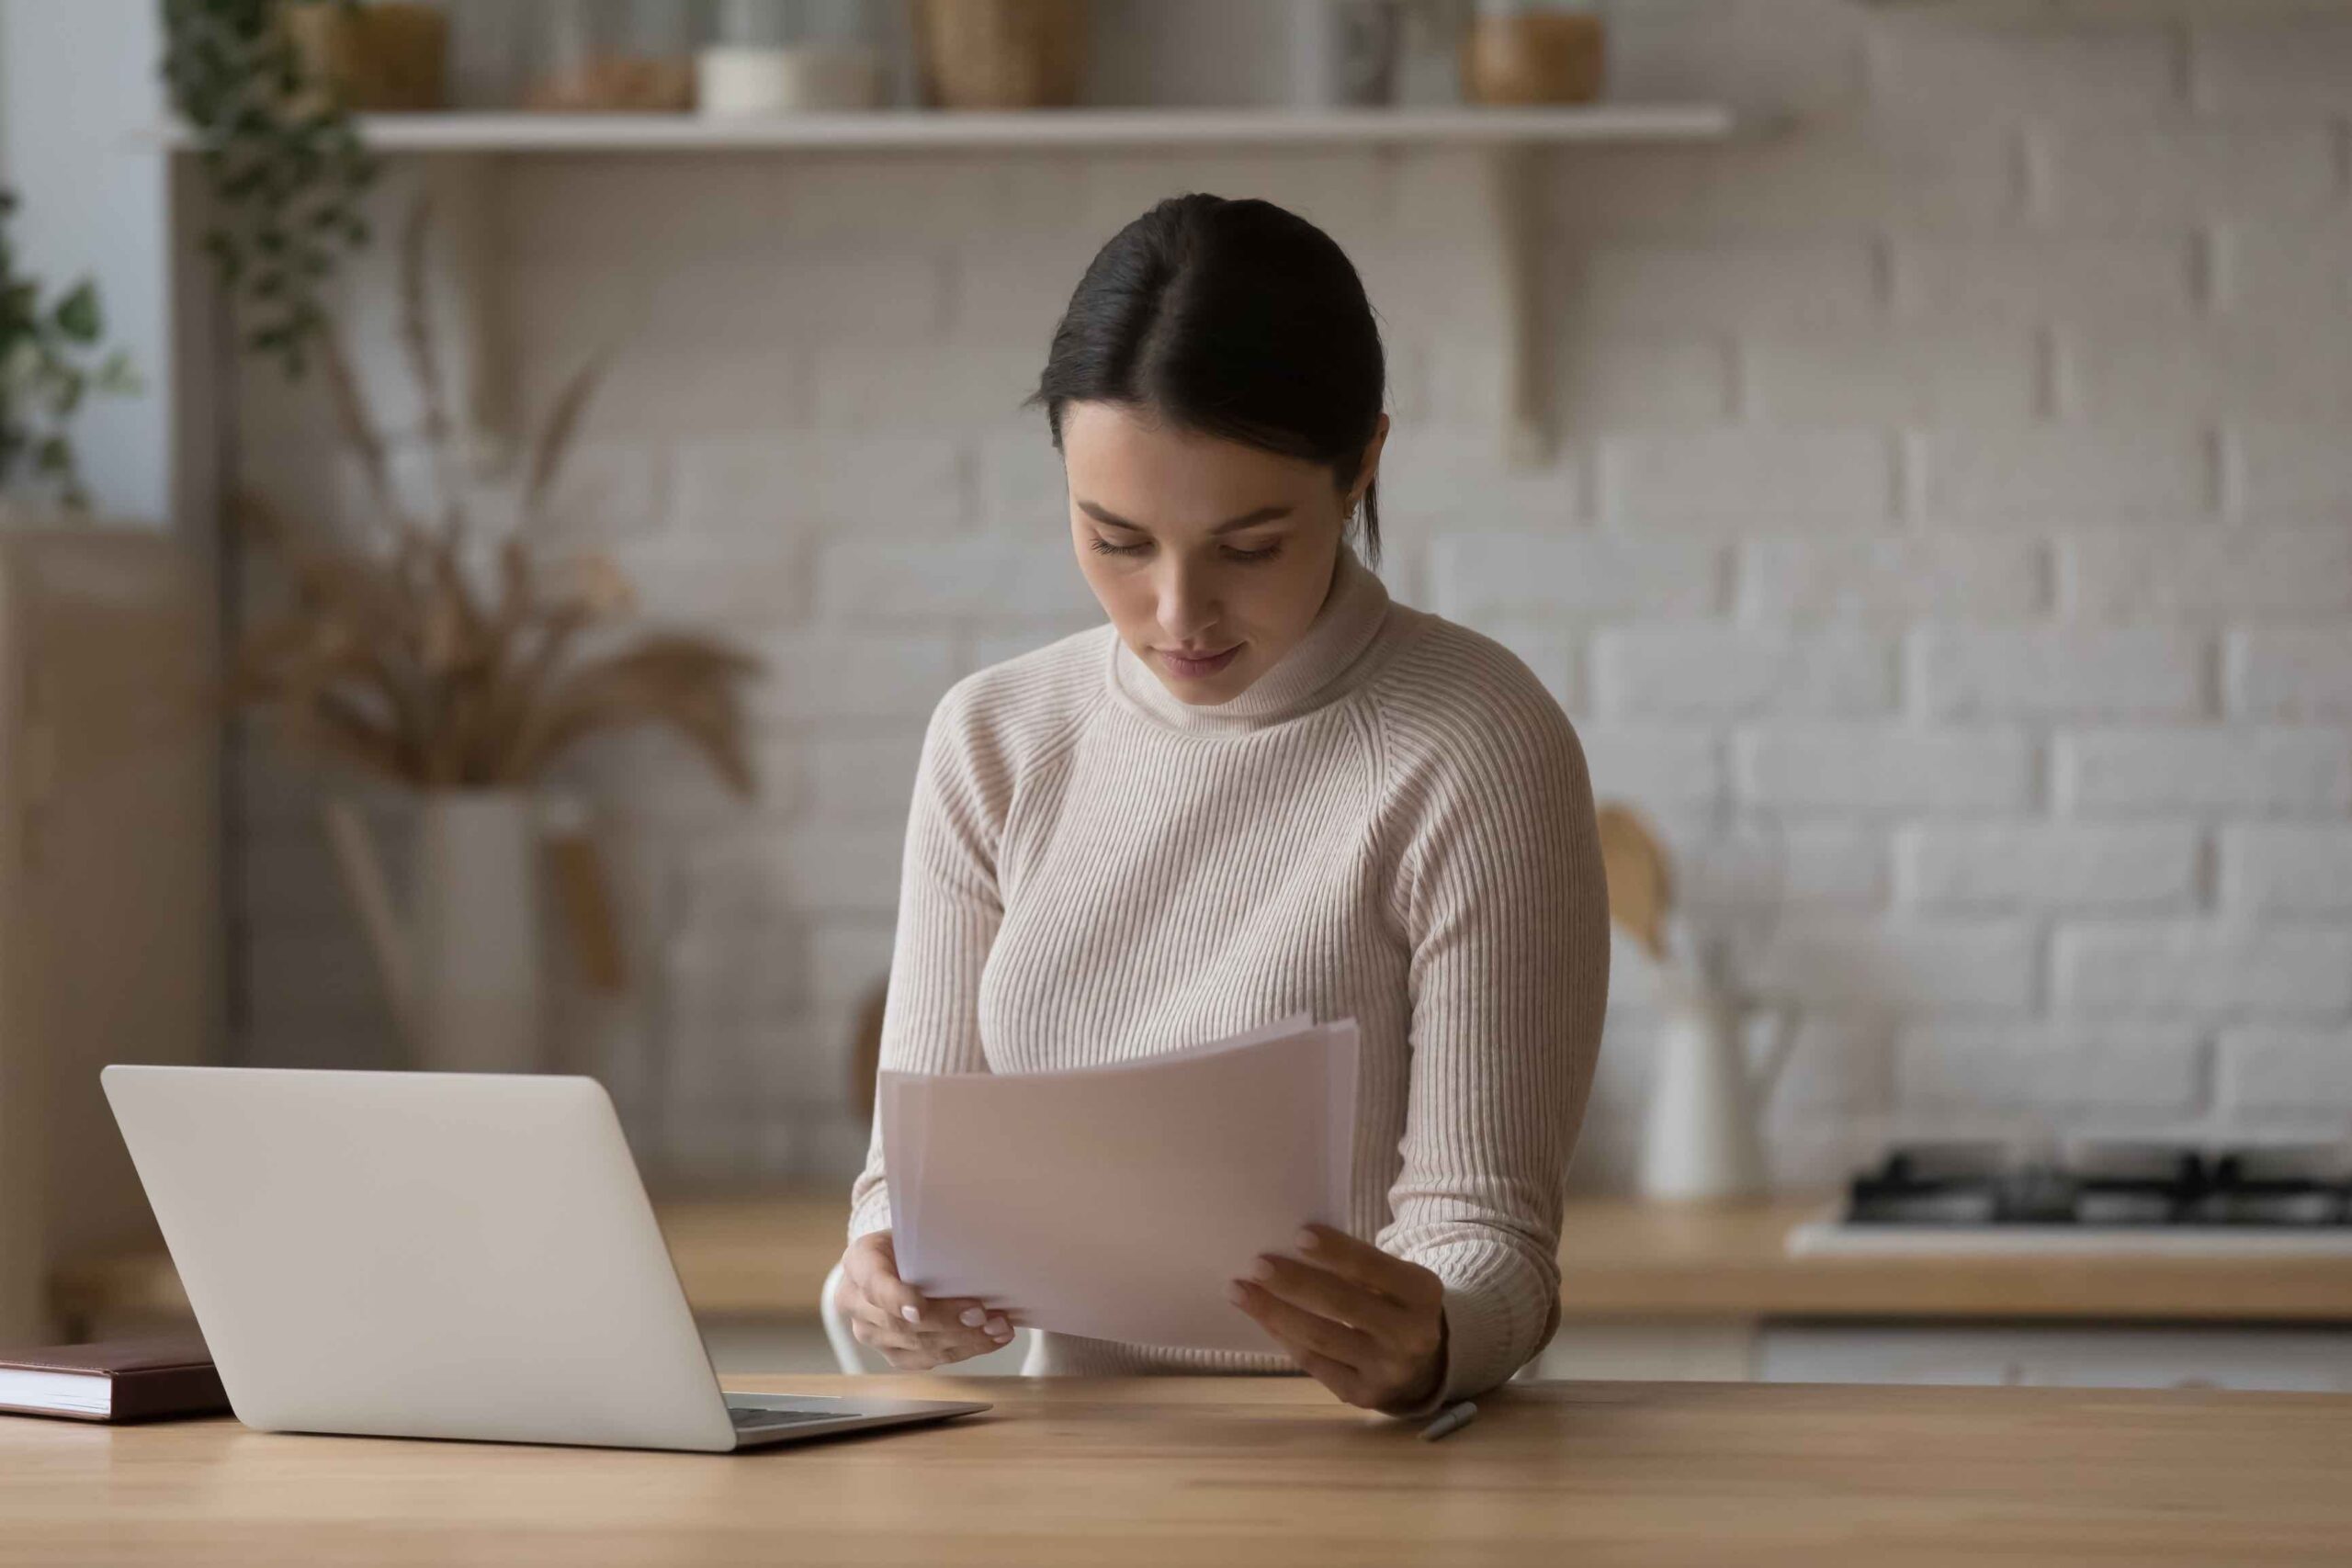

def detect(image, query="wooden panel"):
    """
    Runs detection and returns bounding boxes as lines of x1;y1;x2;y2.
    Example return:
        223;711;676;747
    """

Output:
0;532;218;1347
3;1375;2348;1564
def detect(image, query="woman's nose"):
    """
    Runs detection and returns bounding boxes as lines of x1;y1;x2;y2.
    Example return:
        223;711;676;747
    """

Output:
1155;569;1219;641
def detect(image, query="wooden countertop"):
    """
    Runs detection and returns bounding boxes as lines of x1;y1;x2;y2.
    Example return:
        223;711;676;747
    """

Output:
6;1374;2349;1565
52;1191;2352;1332
1546;1195;2352;1322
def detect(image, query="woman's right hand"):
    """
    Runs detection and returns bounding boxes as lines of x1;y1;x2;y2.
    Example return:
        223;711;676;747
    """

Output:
835;1231;1017;1370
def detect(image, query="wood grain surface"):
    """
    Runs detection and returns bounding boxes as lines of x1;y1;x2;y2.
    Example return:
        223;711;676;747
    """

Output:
2;1374;2346;1566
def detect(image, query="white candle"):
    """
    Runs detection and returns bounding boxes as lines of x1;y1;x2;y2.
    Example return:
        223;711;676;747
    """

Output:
696;43;881;115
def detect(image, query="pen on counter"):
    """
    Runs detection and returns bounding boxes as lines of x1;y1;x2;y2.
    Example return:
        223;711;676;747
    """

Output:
1417;1400;1478;1442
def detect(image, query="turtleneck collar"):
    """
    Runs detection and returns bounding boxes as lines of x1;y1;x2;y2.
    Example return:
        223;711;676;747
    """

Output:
1106;541;1396;736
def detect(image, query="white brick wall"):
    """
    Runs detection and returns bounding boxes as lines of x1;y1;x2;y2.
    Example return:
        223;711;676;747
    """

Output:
2056;925;2352;1021
2063;525;2352;620
1600;427;1896;524
2228;423;2352;517
1913;427;2212;524
1738;534;2045;625
1592;626;1894;717
2030;122;2340;225
2218;825;2352;919
1898;823;2202;914
1736;728;2038;814
2057;729;2352;815
1911;626;2210;720
1896;1021;2207;1116
230;3;2352;1185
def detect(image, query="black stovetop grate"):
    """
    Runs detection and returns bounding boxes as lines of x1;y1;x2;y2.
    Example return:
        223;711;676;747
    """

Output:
1846;1142;2352;1227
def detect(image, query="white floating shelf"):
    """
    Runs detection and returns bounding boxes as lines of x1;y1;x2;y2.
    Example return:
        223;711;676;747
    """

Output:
146;101;1742;476
149;103;1737;154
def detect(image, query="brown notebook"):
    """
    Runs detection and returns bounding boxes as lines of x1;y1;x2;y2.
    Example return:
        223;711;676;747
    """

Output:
0;1332;229;1423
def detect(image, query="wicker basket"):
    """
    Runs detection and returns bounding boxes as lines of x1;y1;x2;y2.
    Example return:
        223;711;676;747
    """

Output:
915;0;1089;110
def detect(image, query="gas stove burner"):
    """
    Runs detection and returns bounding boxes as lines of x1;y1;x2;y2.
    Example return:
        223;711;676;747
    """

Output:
2211;1143;2352;1187
2063;1138;2205;1186
1843;1140;2352;1228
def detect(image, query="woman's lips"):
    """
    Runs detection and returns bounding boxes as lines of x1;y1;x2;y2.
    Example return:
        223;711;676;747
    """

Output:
1158;643;1242;679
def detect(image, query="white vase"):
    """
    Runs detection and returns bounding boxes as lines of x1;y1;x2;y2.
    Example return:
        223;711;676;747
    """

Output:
326;790;547;1075
1636;963;1798;1203
413;794;545;1074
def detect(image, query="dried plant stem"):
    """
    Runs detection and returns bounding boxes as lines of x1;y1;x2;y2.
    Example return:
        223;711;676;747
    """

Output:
232;198;760;800
523;349;611;528
397;193;462;541
312;324;391;517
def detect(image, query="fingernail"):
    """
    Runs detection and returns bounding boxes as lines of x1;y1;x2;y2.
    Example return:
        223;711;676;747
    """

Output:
960;1307;986;1327
1250;1257;1276;1281
1225;1280;1249;1306
901;1304;922;1324
1295;1227;1319;1250
987;1317;1011;1338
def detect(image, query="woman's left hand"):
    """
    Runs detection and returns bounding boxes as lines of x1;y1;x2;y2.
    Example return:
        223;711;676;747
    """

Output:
1227;1224;1448;1415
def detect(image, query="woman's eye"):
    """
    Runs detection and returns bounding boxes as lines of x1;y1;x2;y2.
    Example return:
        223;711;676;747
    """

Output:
1085;536;1284;563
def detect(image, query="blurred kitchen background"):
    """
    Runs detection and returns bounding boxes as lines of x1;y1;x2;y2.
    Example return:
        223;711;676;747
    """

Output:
2;0;2348;1388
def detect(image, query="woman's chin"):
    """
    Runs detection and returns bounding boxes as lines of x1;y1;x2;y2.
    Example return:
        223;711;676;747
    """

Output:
1161;661;1253;704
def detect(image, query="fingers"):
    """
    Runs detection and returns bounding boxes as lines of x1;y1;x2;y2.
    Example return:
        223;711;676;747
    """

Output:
1291;1347;1379;1409
1228;1281;1441;1412
840;1235;1017;1364
843;1233;925;1324
1241;1254;1421;1343
908;1294;1018;1349
1227;1277;1380;1369
851;1291;1013;1359
1229;1233;1452;1412
1292;1225;1442;1314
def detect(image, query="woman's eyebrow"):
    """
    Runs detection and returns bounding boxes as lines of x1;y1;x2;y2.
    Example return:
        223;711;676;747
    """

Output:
1077;501;1294;535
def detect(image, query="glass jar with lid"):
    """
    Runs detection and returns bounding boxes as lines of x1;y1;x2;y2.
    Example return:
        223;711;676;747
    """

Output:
1460;0;1606;106
521;0;707;112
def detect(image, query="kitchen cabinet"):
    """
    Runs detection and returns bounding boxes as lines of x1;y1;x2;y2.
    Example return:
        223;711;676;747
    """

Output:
1754;1323;2352;1393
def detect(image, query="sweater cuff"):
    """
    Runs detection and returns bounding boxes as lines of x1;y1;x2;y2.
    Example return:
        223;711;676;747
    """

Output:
846;1184;893;1245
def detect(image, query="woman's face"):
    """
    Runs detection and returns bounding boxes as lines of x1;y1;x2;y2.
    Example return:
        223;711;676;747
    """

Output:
1062;400;1387;705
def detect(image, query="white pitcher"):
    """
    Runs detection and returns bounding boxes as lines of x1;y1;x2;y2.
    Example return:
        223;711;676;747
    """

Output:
1637;958;1799;1203
323;791;547;1075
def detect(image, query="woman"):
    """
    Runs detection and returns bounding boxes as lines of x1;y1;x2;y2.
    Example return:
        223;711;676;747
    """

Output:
836;194;1609;1419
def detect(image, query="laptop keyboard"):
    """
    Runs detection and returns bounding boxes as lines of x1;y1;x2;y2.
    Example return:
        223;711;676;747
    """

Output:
727;1404;846;1429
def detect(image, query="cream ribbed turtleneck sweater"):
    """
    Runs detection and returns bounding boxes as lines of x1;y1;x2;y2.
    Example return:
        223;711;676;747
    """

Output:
846;541;1610;1415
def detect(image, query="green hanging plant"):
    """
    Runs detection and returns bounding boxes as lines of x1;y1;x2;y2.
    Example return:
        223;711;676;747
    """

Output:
160;0;382;379
0;189;141;512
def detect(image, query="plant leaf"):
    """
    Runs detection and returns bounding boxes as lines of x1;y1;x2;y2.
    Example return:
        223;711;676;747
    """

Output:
521;348;611;527
52;280;102;343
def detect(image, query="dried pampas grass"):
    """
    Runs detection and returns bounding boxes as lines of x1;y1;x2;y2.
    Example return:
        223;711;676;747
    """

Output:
233;195;760;794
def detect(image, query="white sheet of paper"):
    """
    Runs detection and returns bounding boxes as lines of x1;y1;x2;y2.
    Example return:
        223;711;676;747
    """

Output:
880;1015;1361;1354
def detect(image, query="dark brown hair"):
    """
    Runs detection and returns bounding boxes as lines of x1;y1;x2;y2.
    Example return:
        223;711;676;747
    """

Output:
1024;194;1387;568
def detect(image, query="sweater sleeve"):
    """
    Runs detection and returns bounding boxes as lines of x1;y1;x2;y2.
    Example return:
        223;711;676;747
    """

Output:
1374;674;1611;1417
846;679;1005;1245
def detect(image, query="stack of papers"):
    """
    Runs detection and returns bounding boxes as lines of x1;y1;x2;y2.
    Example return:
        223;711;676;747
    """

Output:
881;1014;1361;1354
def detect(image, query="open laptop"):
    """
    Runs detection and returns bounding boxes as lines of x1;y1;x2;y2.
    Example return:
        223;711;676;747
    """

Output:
100;1066;988;1452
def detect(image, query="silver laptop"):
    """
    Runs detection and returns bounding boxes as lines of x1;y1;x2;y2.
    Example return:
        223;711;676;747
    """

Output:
101;1066;988;1451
